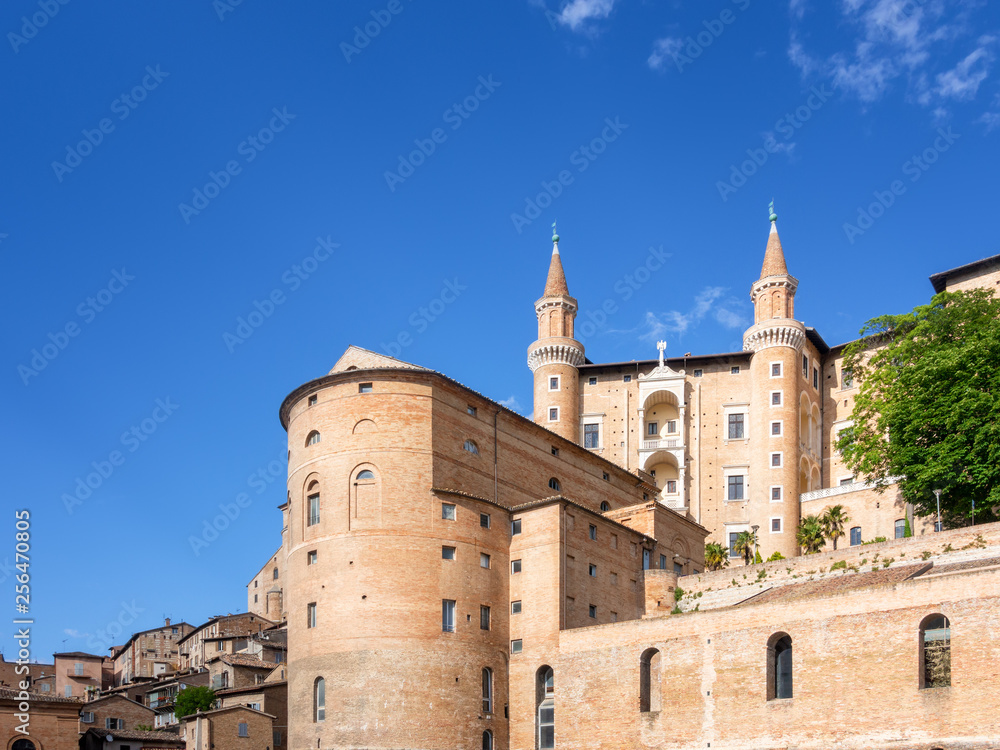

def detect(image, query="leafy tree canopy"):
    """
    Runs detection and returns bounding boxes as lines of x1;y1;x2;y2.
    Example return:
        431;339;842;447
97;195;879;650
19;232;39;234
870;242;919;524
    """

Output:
175;686;216;719
837;289;1000;524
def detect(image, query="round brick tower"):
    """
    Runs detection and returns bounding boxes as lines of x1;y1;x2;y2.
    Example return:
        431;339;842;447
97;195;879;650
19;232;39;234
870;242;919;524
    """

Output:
528;229;585;443
743;207;805;560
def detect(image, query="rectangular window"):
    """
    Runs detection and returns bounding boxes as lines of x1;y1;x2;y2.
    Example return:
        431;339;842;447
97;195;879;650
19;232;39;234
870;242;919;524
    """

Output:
74;663;83;676
511;601;522;614
480;553;490;569
771;518;782;532
771;421;782;436
548;407;558;421
603;472;610;481
359;383;372;393
665;480;677;493
895;519;906;539
813;367;819;389
771;486;782;502
551;446;559;456
771;362;781;377
510;639;522;654
731;366;740;374
442;600;456;633
467;405;477;416
674;561;683;575
442;503;456;520
511;519;521;535
727;475;744;500
659;554;666;569
308;394;317;406
307;494;320;526
647;422;658;435
693;369;703;377
307;550;317;565
480;605;491;631
623;375;632;382
588;563;597;577
771;391;782;406
511;559;522;574
728;414;745;439
307;603;316;629
840;477;855;486
589;524;597;540
642;549;651;570
589;376;597;385
610;571;618;585
274;731;282;747
549;376;560;391
842;370;854;389
588;604;596;618
771;452;782;467
480;512;490;529
850;527;862;546
238;722;249;738
584;423;600;449
666;420;677;433
442;546;456;560
728;532;741;558
803;355;809;377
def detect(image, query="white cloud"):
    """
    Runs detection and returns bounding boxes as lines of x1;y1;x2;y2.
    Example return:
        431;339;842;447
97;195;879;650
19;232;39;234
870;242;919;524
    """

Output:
555;0;617;32
498;395;524;413
790;0;808;21
648;37;684;72
64;628;88;638
935;43;994;100
637;287;748;342
976;110;1000;132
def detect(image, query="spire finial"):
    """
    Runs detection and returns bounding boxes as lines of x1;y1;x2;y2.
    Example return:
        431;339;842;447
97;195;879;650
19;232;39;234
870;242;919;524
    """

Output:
552;221;559;244
768;200;777;224
657;340;666;367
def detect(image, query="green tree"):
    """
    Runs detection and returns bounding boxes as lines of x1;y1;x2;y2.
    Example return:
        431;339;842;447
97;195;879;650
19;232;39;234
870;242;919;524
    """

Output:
704;542;729;571
175;686;216;719
734;530;757;566
820;505;850;550
796;515;825;554
837;289;1000;525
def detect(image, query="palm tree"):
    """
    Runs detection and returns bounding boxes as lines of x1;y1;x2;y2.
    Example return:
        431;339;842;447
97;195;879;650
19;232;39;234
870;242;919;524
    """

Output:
796;514;826;554
821;505;851;550
704;542;729;571
734;530;757;566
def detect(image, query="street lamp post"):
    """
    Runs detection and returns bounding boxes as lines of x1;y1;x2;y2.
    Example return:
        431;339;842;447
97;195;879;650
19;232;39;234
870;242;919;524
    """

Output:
933;489;942;532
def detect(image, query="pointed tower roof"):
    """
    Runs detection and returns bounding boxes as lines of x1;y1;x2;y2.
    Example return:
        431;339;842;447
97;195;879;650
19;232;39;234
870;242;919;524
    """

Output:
543;230;570;297
760;202;788;278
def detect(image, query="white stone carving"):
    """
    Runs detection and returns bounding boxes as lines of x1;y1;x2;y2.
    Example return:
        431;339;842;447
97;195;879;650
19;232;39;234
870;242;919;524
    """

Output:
743;325;806;353
527;343;586;372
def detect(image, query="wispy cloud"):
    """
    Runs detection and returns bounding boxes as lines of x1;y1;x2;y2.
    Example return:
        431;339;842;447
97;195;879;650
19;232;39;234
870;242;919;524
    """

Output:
555;0;617;31
934;42;994;100
498;395;524;413
648;37;684;71
64;628;89;639
635;287;749;342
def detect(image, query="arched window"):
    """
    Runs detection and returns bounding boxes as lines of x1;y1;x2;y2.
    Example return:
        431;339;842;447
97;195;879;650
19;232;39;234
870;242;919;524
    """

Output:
537;666;554;749
272;567;278;580
314;677;325;722
639;648;661;712
600;501;610;511
307;480;320;527
12;740;37;750
767;633;793;700
920;614;951;689
481;667;493;714
464;439;480;456
356;470;374;480
481;730;493;750
306;431;321;446
548;477;561;492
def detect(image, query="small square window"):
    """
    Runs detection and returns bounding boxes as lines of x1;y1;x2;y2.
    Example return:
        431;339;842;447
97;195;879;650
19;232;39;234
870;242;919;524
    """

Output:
693;369;703;377
480;553;491;569
771;518;782;532
666;480;677;493
588;605;596;618
647;421;658;436
731;366;740;375
480;513;490;529
511;519;521;535
588;563;597;577
771;421;782;436
674;561;683;575
666;420;677;433
771;486;782;501
771;453;782;467
549;376;560;391
771;391;782;406
511;601;522;614
307;550;317;565
442;546;456;560
467;405;478;416
623;374;632;382
602;472;609;481
510;639;522;654
589;377;597;386
308;394;317;406
442;503;456;521
551;446;559;456
589;524;597;540
359;383;373;393
548;407;558;421
511;559;522;574
771;363;781;377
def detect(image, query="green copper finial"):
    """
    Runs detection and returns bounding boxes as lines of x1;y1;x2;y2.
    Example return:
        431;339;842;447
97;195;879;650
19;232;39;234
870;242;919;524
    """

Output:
768;200;777;223
551;220;559;244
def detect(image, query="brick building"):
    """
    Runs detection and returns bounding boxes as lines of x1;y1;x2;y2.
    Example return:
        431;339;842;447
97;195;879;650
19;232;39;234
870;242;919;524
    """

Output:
111;620;193;687
181;706;274;750
78;694;154;733
0;686;80;750
52;653;110;701
246;549;284;622
177;616;274;673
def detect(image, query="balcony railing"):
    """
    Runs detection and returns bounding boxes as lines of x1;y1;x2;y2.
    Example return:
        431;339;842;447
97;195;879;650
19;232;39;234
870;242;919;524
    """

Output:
641;438;681;450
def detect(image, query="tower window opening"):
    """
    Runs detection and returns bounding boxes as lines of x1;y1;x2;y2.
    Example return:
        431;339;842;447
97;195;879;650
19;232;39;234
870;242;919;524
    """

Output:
920;614;951;689
768;633;793;700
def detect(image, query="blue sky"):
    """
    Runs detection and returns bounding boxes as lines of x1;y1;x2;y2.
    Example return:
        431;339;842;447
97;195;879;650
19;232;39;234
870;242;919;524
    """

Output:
1;0;997;662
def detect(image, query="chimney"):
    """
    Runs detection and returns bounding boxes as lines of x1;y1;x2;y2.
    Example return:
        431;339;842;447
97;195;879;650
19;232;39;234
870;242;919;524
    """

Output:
165;618;171;627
